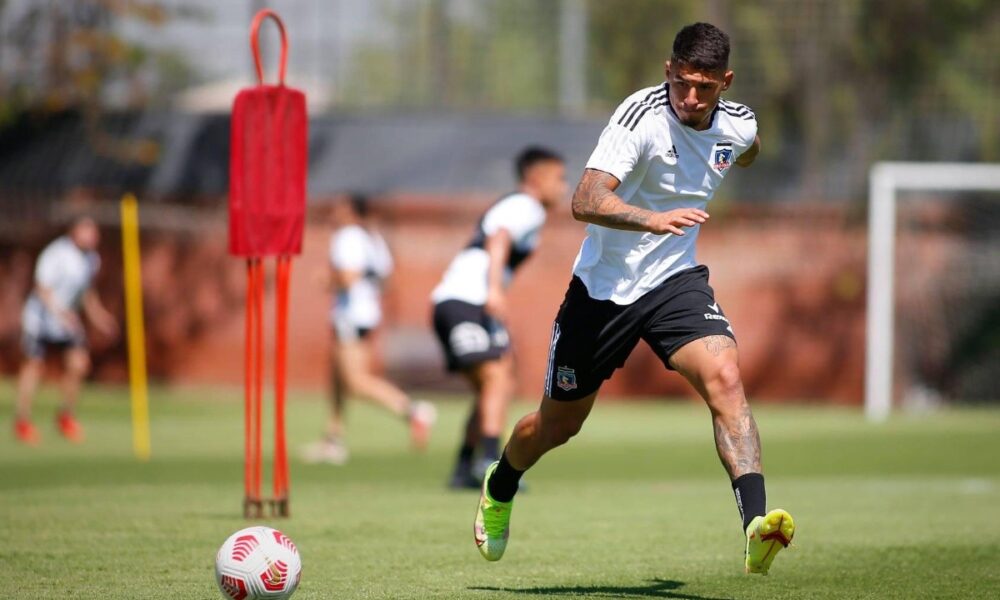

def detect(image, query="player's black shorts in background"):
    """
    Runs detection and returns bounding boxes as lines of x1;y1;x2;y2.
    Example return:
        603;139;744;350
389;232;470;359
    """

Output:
433;300;511;372
22;331;87;360
544;265;736;401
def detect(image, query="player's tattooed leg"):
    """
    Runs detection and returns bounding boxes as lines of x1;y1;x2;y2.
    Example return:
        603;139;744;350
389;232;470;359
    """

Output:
701;334;736;357
713;402;762;478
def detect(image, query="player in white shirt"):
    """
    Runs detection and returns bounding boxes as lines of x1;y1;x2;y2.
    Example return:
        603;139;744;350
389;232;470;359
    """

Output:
303;195;436;465
432;147;568;488
474;24;795;575
15;217;118;444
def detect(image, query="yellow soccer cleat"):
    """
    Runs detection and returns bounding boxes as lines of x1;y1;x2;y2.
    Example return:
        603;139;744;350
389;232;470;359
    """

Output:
474;461;513;561
745;508;795;575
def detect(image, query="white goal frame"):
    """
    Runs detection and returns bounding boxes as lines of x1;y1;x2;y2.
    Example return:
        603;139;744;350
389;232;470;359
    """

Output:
865;162;1000;422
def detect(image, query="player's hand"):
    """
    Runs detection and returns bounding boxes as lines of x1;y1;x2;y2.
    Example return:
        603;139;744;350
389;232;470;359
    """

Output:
484;288;508;322
95;313;120;340
59;310;84;335
647;208;709;236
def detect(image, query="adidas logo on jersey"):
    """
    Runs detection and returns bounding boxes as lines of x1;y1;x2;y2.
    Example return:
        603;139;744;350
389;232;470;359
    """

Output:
664;145;679;159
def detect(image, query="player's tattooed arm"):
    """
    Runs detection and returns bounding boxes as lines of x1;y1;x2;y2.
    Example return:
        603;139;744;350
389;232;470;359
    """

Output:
572;169;654;232
572;169;710;235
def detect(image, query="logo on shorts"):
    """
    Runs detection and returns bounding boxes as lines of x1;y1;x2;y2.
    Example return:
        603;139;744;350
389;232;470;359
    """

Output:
450;322;491;356
704;303;734;334
712;144;734;173
556;366;577;392
704;302;728;322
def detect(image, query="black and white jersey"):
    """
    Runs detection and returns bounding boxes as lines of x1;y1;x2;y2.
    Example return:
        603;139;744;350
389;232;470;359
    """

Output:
21;236;100;340
329;224;393;330
431;192;547;306
574;83;758;305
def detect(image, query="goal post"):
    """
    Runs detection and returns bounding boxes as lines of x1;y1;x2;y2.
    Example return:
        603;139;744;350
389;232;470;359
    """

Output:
865;162;1000;422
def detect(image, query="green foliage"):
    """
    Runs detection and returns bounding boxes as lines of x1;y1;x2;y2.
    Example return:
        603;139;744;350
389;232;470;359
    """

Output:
0;1;197;126
346;0;560;112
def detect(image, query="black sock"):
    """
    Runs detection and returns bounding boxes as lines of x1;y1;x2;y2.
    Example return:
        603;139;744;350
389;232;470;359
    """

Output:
481;436;501;463
486;452;523;503
453;444;475;472
732;473;766;532
457;444;475;462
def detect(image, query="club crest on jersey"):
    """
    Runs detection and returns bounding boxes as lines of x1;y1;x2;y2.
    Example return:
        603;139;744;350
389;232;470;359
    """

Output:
556;366;577;391
712;144;734;173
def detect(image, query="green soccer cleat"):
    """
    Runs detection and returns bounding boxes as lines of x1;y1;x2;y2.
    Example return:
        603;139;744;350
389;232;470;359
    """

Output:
474;461;513;561
745;508;795;575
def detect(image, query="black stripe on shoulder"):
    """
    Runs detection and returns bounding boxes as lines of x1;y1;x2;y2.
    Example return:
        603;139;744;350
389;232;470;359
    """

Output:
720;100;749;110
618;87;666;125
720;106;756;121
643;86;667;103
626;105;654;130
624;97;667;130
615;85;669;130
617;102;640;126
622;89;668;130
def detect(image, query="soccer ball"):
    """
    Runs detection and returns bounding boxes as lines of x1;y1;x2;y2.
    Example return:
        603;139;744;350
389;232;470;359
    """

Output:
215;526;302;599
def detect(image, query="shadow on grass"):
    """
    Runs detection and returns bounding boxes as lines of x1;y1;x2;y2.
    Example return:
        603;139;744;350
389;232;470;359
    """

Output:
470;578;731;599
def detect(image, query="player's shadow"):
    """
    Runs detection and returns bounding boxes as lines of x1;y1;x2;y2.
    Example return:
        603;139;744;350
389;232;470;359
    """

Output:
470;578;731;599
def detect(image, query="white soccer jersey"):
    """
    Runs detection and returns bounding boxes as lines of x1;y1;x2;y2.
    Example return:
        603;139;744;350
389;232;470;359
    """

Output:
574;83;757;305
431;192;547;306
21;236;100;339
330;224;393;330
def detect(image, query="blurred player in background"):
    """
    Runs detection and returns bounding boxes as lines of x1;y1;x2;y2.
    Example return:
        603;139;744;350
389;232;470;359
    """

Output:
303;194;436;465
14;217;118;444
432;147;567;488
473;24;796;575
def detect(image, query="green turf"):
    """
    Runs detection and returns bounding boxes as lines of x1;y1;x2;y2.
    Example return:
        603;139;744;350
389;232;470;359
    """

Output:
2;383;999;599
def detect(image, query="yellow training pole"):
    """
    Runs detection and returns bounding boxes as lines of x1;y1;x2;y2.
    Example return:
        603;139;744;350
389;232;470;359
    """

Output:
121;193;151;461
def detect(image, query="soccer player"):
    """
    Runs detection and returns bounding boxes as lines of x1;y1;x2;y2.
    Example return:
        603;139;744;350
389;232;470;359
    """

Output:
432;147;567;488
14;217;118;444
473;23;796;574
303;195;436;464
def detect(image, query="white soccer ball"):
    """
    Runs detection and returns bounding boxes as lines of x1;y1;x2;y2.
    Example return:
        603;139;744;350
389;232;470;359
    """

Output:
215;526;301;599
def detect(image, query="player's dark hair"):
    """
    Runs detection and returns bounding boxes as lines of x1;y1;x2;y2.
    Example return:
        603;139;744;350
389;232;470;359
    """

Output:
515;146;563;181
671;22;730;72
347;193;371;218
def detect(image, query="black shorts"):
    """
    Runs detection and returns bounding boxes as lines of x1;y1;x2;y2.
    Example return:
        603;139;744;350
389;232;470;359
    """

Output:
432;300;510;372
333;324;373;342
544;265;736;401
22;331;87;360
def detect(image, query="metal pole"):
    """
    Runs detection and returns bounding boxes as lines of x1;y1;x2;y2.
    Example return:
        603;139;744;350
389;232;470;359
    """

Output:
864;164;895;422
558;0;587;116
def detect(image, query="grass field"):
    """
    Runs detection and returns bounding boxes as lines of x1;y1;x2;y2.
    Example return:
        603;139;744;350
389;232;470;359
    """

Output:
2;383;999;599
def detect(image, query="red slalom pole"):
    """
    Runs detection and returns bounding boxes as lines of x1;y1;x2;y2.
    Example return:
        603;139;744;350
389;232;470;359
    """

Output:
243;260;254;516
253;259;264;508
273;256;291;515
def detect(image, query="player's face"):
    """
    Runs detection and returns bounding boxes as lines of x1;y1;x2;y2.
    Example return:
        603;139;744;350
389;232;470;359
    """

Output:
529;161;568;208
71;219;99;251
665;61;733;130
331;201;357;227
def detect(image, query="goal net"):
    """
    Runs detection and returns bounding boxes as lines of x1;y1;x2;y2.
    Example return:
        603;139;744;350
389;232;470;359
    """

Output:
866;162;1000;421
